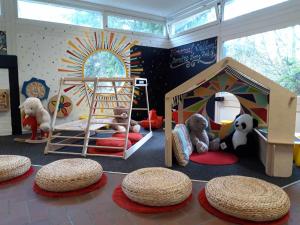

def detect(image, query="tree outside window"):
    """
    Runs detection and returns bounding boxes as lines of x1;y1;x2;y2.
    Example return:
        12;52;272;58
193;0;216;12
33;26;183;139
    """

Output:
223;25;300;95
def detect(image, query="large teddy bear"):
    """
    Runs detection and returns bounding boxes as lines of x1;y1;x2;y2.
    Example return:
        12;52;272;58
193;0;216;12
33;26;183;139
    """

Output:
111;106;141;133
186;114;220;153
19;97;51;132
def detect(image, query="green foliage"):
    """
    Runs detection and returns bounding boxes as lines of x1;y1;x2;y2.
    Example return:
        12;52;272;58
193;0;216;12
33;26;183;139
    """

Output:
84;51;125;93
66;10;102;28
108;16;164;35
224;26;300;94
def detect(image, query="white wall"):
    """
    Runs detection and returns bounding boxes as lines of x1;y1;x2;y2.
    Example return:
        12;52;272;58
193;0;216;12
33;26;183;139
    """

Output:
0;69;12;135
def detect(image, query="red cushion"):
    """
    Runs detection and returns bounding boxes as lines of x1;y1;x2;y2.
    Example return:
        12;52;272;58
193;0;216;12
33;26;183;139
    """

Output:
140;117;163;129
112;133;143;144
94;138;132;152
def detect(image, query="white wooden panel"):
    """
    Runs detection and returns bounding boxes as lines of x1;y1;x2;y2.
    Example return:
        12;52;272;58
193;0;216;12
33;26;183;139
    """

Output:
0;69;12;136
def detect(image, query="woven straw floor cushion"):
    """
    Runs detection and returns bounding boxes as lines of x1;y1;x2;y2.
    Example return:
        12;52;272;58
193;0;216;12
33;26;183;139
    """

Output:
0;155;31;182
122;167;192;206
35;159;103;192
205;176;290;222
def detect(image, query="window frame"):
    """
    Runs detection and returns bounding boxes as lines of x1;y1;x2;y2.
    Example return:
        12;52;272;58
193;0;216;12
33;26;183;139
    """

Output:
222;0;289;21
16;0;104;29
105;12;167;37
167;4;220;38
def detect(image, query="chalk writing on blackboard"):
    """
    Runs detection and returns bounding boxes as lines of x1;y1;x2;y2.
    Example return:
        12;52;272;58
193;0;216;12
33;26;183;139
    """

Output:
170;39;217;69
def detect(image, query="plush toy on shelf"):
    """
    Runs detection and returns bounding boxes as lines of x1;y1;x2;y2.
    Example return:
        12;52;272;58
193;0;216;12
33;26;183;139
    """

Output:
111;106;141;133
16;97;51;143
220;113;258;157
185;114;220;153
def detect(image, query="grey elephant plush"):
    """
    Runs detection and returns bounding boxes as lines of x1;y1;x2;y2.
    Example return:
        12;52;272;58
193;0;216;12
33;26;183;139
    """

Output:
185;114;220;153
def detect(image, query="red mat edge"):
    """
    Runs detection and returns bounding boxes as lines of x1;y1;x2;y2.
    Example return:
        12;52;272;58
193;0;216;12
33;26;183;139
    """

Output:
112;185;192;214
33;173;107;198
190;151;239;165
0;166;34;186
198;188;289;225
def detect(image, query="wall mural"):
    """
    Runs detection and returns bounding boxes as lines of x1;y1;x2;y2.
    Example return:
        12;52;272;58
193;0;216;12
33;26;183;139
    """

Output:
59;31;143;111
182;70;269;138
168;37;217;90
0;31;7;55
21;77;50;100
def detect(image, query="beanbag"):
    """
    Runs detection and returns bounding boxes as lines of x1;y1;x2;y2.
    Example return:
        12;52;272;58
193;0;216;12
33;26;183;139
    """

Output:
112;133;143;144
94;138;132;152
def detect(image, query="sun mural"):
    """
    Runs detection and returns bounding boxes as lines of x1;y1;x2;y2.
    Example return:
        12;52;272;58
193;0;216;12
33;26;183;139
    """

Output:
58;31;143;110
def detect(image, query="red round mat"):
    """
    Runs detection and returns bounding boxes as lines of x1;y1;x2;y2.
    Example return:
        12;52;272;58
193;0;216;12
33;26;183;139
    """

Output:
33;173;107;198
190;151;238;165
0;166;34;186
112;185;192;214
112;133;143;144
198;189;289;225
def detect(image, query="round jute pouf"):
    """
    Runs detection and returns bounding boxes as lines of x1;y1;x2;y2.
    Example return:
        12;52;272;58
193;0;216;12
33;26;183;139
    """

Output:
205;176;290;222
122;167;192;206
0;155;32;182
35;158;103;192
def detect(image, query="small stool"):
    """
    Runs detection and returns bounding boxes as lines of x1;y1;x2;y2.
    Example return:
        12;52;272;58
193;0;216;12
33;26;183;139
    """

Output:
205;175;290;222
0;155;31;182
122;167;192;206
35;158;103;192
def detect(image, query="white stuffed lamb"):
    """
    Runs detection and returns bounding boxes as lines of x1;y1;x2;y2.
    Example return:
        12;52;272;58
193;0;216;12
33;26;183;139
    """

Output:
19;97;51;131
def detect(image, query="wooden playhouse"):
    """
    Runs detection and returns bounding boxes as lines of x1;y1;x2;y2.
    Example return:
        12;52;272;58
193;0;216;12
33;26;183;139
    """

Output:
165;57;297;177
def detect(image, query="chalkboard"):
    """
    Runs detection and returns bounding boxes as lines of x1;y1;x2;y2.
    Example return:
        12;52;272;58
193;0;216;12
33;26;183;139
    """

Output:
168;37;217;89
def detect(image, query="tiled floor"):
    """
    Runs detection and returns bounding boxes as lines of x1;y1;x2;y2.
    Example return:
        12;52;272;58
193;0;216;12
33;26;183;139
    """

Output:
0;167;299;225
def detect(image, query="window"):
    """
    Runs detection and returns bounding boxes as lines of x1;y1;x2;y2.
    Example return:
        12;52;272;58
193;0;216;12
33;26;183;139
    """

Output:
170;6;217;36
83;51;126;93
223;0;288;21
223;25;300;94
17;0;102;28
107;15;165;36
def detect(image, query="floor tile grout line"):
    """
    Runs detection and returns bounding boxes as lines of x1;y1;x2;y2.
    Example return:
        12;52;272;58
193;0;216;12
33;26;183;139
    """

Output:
32;165;300;187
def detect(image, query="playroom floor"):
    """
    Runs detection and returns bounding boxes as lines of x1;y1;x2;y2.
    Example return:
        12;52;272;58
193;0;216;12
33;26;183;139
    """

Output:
0;168;299;225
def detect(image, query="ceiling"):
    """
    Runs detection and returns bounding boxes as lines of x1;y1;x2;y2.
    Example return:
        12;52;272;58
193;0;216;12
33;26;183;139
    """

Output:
80;0;203;18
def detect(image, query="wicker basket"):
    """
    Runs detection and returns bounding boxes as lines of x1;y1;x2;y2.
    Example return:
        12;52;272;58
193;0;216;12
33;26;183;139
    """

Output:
35;158;103;192
205;176;290;222
122;167;192;206
0;155;31;182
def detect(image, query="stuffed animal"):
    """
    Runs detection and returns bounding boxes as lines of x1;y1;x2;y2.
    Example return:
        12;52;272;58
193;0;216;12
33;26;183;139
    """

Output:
111;106;141;133
220;114;258;156
19;97;51;133
185;114;220;153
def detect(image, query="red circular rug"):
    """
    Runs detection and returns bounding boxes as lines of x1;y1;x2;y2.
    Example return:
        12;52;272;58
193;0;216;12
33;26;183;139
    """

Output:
112;185;192;214
190;151;238;165
198;189;289;225
33;173;107;198
0;166;34;186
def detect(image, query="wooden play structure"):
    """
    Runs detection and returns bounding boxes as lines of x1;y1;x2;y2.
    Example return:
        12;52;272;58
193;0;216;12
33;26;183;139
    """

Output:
165;57;297;177
45;77;152;159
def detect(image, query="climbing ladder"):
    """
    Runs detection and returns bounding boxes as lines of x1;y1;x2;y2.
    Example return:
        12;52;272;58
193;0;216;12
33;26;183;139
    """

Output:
44;77;152;159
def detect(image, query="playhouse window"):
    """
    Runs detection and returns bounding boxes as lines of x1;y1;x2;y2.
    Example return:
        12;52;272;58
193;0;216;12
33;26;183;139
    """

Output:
107;15;165;36
17;0;103;29
170;6;217;35
223;25;300;94
224;0;288;20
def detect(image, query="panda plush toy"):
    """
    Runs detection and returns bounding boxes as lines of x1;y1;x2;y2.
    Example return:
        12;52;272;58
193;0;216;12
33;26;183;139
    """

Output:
220;114;259;157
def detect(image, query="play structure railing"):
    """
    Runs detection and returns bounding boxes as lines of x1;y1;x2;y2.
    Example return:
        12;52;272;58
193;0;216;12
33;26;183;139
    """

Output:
44;77;152;159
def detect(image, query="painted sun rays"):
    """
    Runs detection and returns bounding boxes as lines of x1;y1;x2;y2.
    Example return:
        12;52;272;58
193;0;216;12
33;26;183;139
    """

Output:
58;31;143;109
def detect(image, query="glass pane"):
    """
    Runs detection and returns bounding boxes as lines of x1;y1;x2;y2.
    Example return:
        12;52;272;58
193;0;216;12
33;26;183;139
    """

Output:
18;0;102;28
107;15;164;35
172;7;217;35
223;25;300;94
224;0;288;20
83;51;126;93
